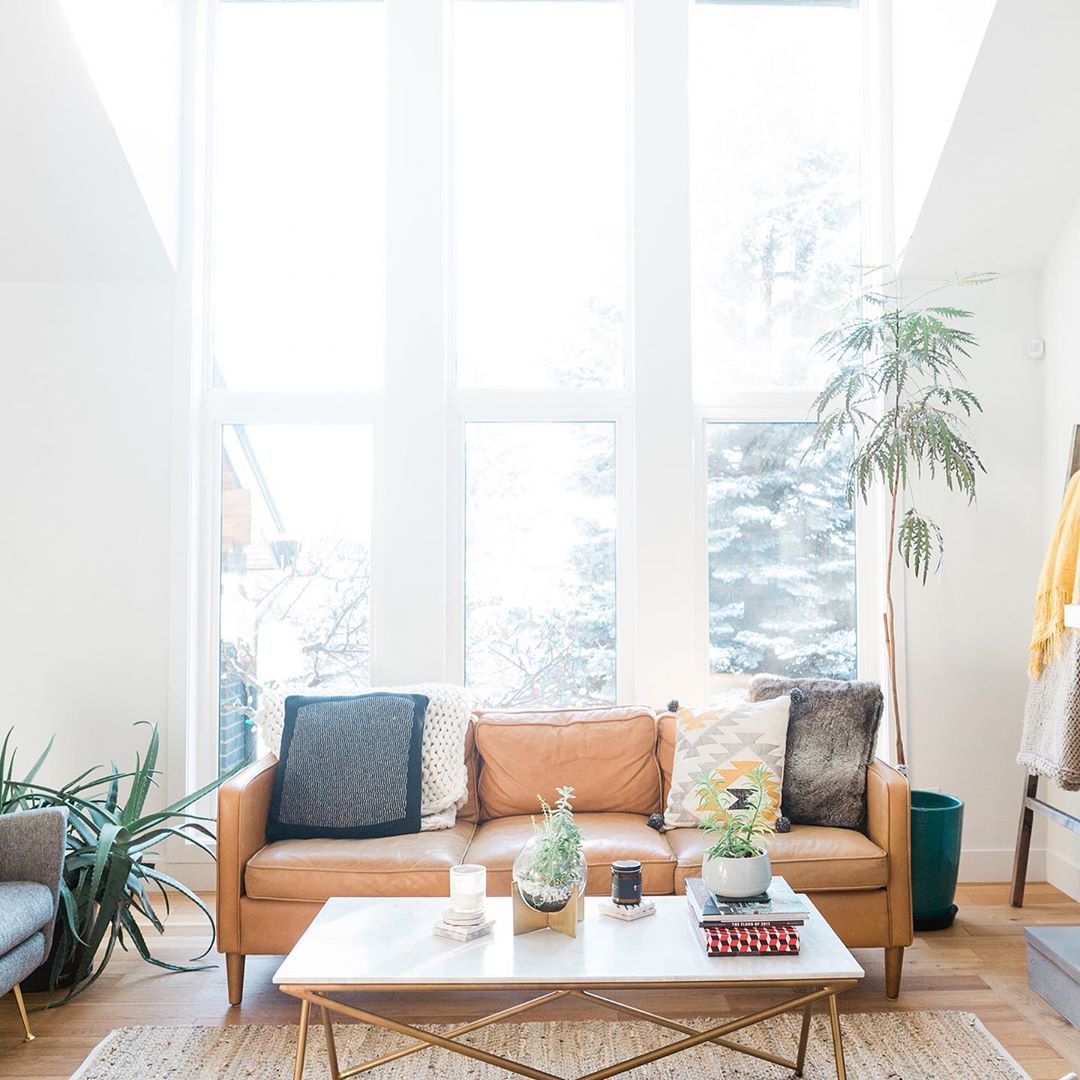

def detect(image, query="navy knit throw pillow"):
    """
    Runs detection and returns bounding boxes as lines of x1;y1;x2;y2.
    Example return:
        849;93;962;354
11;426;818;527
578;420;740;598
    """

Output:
267;692;427;841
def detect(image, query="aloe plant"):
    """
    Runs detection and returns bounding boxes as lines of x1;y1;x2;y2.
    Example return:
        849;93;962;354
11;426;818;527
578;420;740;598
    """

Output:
0;727;54;812
2;723;239;1005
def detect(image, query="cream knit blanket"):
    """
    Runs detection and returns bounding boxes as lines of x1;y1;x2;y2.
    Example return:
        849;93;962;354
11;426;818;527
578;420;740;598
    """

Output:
1020;471;1080;789
1019;633;1080;790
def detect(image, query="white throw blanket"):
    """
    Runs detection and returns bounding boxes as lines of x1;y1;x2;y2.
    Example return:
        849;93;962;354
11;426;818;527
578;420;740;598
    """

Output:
1019;632;1080;791
256;682;478;828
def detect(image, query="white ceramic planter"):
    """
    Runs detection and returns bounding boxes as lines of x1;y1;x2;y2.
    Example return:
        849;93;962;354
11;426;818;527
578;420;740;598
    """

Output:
701;849;772;899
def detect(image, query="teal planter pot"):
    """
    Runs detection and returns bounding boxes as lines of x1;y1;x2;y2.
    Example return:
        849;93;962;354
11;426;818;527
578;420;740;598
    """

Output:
910;790;964;931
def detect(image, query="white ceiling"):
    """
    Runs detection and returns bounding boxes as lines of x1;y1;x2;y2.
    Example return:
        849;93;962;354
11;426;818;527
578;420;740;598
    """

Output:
901;0;1080;277
0;0;173;282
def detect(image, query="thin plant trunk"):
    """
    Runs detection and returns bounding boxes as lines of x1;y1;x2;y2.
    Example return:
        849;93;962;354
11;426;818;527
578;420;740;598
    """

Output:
884;359;907;769
884;478;905;769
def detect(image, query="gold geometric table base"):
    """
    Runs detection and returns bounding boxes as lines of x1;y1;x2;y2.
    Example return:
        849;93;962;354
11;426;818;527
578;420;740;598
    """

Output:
280;978;857;1080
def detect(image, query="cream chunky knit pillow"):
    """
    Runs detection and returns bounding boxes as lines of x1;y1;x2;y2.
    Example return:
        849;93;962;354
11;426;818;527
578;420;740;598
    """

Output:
255;682;478;831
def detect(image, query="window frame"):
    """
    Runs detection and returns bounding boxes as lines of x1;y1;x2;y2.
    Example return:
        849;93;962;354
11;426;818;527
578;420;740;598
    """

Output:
175;0;893;823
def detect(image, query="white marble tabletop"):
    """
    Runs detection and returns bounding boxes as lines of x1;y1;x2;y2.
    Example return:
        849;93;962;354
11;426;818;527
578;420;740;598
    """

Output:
274;895;864;988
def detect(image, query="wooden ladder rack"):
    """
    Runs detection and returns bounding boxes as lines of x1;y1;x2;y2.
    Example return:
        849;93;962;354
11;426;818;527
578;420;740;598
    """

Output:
1010;424;1080;906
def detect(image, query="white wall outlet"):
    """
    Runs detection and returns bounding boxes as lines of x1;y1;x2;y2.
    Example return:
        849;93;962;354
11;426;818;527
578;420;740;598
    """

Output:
1027;338;1045;360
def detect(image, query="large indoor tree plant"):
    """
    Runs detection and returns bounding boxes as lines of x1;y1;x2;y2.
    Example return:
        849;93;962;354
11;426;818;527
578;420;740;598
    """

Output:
810;271;993;929
1;723;237;1003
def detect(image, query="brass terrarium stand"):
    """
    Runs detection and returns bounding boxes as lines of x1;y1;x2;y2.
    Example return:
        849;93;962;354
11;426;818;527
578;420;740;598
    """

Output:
511;882;585;937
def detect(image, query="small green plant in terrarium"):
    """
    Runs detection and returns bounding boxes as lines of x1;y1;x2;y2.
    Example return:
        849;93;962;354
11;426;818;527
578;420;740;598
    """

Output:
697;763;776;860
512;786;586;912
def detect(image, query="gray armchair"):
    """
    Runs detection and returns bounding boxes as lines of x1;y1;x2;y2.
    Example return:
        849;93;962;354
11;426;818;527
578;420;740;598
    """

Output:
0;807;66;1041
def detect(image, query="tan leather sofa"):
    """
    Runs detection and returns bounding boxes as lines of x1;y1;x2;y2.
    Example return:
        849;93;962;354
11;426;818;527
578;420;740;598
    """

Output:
218;705;912;1004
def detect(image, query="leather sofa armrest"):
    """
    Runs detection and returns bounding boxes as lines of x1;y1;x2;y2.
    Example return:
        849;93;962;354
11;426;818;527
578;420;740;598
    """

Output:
865;759;914;947
216;755;277;954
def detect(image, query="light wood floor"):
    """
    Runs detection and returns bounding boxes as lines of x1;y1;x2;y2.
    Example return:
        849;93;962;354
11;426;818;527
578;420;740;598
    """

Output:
2;883;1078;1079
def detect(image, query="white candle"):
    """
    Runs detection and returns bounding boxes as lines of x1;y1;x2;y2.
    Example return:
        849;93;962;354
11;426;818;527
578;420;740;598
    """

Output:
450;864;486;916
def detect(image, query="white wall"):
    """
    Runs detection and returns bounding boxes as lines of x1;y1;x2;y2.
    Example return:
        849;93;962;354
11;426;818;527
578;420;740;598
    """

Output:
1036;196;1080;900
0;0;173;281
59;0;184;268
899;0;1080;279
0;284;175;793
898;274;1047;882
891;0;996;255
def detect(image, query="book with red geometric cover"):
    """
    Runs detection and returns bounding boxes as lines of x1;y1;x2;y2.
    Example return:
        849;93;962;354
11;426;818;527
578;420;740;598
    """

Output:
694;917;801;957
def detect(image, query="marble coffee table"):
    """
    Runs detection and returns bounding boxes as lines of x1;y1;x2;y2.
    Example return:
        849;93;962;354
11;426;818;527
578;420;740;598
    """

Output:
275;894;863;1080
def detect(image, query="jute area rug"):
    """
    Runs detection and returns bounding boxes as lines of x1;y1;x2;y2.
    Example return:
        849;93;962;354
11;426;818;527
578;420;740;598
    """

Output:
71;1011;1027;1080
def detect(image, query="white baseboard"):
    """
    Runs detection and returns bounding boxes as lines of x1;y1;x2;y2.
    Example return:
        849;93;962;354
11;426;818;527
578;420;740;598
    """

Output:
1046;847;1080;902
959;846;1046;883
164;852;216;893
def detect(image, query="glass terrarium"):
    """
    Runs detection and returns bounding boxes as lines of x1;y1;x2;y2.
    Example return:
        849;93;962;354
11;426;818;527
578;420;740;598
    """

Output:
511;788;587;913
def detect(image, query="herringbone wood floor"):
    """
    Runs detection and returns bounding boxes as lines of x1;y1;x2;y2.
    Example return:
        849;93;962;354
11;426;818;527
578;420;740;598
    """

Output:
1;883;1078;1079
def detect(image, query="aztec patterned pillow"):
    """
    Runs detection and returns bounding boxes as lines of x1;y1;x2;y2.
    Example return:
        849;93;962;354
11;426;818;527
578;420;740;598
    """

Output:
663;696;791;830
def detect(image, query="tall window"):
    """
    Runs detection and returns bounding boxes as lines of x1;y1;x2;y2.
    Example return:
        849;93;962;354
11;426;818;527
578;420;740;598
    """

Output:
213;0;385;391
705;424;856;683
455;0;626;704
197;0;873;776
691;0;862;396
209;0;385;771
465;422;617;707
454;0;625;389
691;0;863;686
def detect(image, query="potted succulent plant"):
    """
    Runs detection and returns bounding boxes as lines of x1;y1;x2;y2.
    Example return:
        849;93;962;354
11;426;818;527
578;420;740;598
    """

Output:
696;764;776;899
512;786;586;912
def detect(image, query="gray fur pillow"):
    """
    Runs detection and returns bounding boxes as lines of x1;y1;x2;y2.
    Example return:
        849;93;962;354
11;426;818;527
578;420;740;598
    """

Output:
749;675;883;830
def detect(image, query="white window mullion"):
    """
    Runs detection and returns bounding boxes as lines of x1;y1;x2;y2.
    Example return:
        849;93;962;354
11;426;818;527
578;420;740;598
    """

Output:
631;0;699;706
204;391;381;426
378;0;449;686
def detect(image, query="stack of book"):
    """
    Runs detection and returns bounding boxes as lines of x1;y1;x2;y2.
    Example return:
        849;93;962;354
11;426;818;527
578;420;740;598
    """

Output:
685;876;810;956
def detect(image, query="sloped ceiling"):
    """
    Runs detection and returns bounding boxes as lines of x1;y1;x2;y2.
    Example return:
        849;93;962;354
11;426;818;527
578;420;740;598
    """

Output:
891;0;997;255
60;0;182;270
0;0;174;281
901;0;1080;277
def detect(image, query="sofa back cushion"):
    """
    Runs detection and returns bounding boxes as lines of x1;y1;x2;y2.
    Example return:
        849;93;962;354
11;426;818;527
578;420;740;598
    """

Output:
474;707;661;820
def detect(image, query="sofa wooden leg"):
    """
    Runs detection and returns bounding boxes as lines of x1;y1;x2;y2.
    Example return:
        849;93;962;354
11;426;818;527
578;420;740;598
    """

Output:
885;946;904;999
226;953;246;1006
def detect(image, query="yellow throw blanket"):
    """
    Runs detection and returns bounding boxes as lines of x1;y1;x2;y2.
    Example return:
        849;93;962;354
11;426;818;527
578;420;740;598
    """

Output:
1029;470;1080;678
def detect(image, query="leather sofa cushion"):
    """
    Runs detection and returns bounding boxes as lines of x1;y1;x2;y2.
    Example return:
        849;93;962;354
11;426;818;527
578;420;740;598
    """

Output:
666;824;888;893
245;823;474;902
474;707;661;819
465;813;675;895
